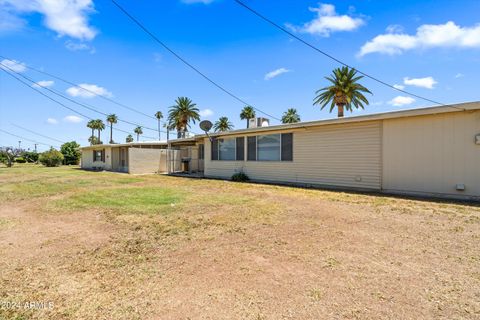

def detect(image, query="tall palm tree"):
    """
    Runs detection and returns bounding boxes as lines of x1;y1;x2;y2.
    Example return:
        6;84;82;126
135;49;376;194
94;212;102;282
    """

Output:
87;120;96;145
106;114;118;144
94;119;105;143
168;97;200;138
213;116;234;132
240;105;256;128
134;126;143;141
281;108;301;124
314;66;372;117
155;111;163;141
126;134;134;143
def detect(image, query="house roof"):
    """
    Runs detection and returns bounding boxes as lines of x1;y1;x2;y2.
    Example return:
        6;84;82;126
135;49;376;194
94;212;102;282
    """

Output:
196;101;480;138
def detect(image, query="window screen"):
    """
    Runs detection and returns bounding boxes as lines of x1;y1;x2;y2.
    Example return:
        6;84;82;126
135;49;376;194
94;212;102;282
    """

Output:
198;144;204;160
236;137;244;161
219;138;235;160
247;136;256;161
211;138;218;161
257;134;280;161
281;133;293;161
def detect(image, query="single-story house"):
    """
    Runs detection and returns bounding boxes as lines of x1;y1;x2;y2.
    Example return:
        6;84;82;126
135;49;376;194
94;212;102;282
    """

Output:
81;101;480;200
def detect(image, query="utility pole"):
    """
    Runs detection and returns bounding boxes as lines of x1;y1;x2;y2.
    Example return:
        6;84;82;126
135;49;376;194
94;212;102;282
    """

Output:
34;144;38;153
18;140;21;150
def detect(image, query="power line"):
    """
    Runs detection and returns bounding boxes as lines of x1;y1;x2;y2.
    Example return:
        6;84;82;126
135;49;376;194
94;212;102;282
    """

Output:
10;123;66;144
0;54;158;121
0;62;166;134
0;128;60;149
0;68;158;140
110;0;282;121
233;0;461;110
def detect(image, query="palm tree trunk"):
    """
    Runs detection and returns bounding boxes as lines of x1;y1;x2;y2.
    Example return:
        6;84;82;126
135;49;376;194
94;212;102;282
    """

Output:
158;119;161;141
90;128;94;145
98;130;101;143
337;104;344;118
246;119;249;128
110;123;113;144
137;133;139;141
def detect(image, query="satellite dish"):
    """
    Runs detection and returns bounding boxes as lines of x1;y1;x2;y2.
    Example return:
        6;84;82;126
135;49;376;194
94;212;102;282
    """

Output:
199;120;213;132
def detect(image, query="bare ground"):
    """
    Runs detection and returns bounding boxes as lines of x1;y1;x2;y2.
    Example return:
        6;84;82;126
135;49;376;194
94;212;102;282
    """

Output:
0;166;479;319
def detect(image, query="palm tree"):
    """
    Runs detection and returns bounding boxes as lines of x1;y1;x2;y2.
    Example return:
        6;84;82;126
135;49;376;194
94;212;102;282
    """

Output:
314;66;372;117
281;108;301;124
87;120;96;145
134;126;143;141
168;97;200;138
213;116;234;132
94;119;105;143
106;114;118;144
240;105;256;128
88;135;99;145
155;111;163;141
126;134;134;143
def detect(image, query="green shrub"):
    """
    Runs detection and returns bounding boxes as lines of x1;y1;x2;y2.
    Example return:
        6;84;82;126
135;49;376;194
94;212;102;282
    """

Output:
15;157;26;163
39;148;64;167
22;151;39;163
60;141;81;165
231;172;249;182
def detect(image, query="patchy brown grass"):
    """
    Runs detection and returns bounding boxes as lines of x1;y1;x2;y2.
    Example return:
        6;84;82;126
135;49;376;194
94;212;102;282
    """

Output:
1;164;479;319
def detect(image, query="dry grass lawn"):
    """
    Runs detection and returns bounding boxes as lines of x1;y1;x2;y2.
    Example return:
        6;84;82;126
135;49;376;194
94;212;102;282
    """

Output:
0;164;479;319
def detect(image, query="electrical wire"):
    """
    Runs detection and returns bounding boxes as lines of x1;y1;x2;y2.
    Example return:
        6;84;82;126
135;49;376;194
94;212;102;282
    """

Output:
233;0;464;110
110;0;282;121
0;68;158;140
0;128;60;149
10;123;66;144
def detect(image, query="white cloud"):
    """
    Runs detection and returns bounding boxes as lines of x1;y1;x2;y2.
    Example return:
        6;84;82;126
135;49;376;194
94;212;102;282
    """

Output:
199;108;214;117
403;76;437;89
65;40;95;53
63;115;83;123
0;0;97;40
264;67;291;80
287;3;365;37
454;73;464;78
0;59;26;73
393;84;405;90
359;21;480;56
389;96;415;107
32;80;54;88
66;83;113;98
181;0;215;4
46;118;58;124
0;6;26;33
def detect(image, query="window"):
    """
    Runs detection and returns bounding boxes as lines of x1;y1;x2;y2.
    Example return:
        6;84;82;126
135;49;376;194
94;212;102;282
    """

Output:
281;133;293;161
257;134;281;161
198;144;204;160
247;136;256;161
219;138;235;160
93;149;105;162
211;138;218;160
236;137;244;161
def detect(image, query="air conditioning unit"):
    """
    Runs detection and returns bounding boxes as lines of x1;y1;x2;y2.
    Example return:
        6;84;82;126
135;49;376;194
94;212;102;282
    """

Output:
248;118;257;128
257;117;270;127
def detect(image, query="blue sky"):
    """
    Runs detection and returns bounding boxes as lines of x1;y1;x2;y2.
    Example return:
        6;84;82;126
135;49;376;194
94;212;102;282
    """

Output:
1;0;479;150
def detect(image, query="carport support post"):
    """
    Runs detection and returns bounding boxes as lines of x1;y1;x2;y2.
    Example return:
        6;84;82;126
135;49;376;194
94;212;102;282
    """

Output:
166;128;170;174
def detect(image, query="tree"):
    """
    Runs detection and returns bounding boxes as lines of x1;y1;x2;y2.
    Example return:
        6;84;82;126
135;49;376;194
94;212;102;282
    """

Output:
313;66;372;117
94;119;105;143
88;135;99;145
87;120;96;145
39;148;64;167
22;151;39;163
281;108;301;124
126;134;134;143
60;141;81;165
155;111;163;141
240;105;256;128
213;116;234;132
168;97;200;138
0;147;22;167
134;126;143;141
106;114;118;144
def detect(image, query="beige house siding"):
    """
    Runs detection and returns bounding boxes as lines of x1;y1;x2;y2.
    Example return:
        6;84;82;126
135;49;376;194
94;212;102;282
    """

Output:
382;110;480;199
204;121;382;190
128;148;163;174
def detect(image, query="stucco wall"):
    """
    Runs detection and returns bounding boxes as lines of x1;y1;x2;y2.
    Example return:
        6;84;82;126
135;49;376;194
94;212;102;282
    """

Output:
204;121;382;190
382;110;480;199
81;147;112;170
128;148;163;174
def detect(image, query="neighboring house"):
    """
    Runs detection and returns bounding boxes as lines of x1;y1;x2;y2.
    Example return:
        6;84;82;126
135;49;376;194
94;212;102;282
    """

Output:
81;102;480;200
